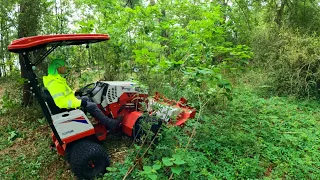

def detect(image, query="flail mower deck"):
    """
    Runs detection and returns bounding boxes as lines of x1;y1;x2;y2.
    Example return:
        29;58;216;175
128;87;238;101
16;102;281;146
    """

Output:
8;34;196;179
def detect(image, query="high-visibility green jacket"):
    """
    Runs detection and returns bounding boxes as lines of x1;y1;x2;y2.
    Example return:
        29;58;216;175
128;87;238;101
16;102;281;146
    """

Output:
43;74;81;109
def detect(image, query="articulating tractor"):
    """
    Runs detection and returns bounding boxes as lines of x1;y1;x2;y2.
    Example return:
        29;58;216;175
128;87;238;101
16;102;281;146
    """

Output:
7;34;196;179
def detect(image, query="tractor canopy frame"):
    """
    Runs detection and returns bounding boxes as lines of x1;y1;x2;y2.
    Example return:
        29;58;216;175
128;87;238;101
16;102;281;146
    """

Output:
7;34;110;146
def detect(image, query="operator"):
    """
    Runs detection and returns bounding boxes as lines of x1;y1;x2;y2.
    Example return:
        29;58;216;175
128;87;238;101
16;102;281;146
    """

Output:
43;59;122;130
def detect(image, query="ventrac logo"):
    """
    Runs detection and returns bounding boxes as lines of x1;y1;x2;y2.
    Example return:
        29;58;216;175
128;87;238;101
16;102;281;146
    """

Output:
62;130;74;135
122;86;132;91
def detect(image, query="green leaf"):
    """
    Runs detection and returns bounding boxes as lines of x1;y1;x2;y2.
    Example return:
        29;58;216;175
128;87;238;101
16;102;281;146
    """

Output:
147;174;157;180
143;166;152;174
37;118;45;124
174;60;184;65
171;166;182;175
173;159;186;165
8;131;18;141
172;154;185;165
17;78;26;85
224;84;232;90
215;74;222;80
172;154;181;160
106;167;117;172
162;157;173;166
134;144;140;150
152;164;161;170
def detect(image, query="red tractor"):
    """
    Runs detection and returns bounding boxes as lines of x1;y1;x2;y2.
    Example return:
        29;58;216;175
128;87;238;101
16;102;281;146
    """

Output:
8;34;196;179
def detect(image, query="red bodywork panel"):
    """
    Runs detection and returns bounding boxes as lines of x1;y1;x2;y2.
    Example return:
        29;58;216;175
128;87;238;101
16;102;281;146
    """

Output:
8;34;110;53
51;132;65;156
94;123;108;141
121;111;143;137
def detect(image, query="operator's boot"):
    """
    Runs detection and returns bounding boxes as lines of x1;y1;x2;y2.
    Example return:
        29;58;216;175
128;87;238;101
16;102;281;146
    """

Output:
103;116;123;131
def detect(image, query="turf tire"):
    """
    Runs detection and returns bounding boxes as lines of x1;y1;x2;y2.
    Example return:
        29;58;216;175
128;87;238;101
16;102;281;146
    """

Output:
68;140;110;180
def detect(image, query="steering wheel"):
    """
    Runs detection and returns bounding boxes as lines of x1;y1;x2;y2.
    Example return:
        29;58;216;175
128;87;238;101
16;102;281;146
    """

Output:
76;83;97;96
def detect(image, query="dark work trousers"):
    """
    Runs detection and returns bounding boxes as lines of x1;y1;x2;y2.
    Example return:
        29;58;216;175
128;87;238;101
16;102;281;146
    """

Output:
78;96;118;130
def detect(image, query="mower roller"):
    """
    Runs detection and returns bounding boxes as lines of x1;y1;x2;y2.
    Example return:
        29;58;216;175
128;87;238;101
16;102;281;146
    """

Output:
7;34;196;179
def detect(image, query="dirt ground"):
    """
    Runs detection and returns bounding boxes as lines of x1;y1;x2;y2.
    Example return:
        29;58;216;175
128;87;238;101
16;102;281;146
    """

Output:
0;85;5;107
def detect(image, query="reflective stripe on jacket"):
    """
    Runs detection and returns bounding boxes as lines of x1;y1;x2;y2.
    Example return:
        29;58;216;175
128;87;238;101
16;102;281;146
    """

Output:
43;74;81;109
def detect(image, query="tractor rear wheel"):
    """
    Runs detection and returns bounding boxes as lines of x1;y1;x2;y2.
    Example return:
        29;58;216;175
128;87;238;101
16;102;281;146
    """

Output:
68;140;110;180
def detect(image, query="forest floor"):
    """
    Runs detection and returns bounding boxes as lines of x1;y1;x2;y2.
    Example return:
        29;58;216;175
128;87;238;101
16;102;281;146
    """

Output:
0;70;320;179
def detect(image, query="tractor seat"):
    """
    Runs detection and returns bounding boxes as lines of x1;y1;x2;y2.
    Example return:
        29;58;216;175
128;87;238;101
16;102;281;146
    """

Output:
42;88;69;115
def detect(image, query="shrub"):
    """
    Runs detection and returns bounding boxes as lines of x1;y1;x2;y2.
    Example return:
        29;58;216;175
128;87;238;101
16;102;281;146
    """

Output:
252;27;320;98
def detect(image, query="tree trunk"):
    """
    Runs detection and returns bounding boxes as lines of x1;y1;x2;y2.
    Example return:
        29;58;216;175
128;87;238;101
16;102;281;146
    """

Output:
18;0;41;106
275;0;287;27
6;21;12;74
0;8;4;78
8;53;12;73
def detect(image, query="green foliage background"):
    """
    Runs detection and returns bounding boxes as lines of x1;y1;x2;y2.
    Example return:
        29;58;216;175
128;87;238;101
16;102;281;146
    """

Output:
1;0;320;179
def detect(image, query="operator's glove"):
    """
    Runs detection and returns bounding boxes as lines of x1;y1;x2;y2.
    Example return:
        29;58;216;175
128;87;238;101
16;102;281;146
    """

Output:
80;100;87;107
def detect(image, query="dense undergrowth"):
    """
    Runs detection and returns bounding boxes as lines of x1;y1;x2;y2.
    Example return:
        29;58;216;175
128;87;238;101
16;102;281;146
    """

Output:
252;27;320;99
1;70;319;179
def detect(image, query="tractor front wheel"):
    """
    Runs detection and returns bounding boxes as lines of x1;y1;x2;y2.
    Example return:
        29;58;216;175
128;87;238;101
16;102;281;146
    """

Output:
68;140;110;180
132;116;162;144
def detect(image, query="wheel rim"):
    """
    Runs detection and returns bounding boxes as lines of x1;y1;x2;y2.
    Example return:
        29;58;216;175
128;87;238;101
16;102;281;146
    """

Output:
87;160;95;169
83;157;106;176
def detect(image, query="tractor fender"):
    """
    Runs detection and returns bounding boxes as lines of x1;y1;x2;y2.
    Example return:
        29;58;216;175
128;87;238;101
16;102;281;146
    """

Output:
121;111;143;137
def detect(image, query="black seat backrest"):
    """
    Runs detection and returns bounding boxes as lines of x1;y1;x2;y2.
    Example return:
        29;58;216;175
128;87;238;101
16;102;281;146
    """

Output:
42;88;67;115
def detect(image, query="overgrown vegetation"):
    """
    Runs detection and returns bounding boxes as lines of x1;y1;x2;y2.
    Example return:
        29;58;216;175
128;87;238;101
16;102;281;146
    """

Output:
1;0;320;179
1;70;320;179
253;27;320;98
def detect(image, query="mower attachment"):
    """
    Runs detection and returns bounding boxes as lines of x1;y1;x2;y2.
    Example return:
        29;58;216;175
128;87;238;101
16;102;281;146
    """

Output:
148;92;196;126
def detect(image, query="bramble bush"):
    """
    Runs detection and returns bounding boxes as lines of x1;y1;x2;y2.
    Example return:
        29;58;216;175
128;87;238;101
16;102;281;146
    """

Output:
252;27;320;98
